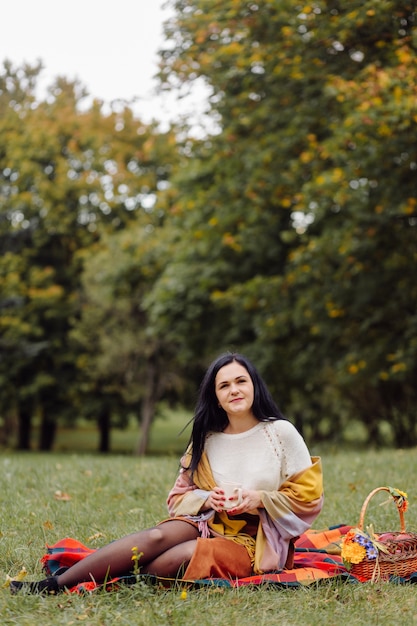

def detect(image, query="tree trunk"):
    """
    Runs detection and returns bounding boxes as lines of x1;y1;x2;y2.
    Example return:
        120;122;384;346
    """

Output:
293;410;304;437
391;409;416;448
17;402;32;450
135;359;157;456
98;409;111;453
0;409;18;447
38;414;57;451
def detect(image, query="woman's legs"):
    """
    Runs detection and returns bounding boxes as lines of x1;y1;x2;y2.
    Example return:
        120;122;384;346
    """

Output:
141;540;198;577
56;520;199;588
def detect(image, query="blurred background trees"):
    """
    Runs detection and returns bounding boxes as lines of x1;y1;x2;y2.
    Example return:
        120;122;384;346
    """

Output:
1;0;416;452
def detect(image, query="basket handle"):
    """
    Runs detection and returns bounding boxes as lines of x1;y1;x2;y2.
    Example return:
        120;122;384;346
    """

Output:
358;486;406;533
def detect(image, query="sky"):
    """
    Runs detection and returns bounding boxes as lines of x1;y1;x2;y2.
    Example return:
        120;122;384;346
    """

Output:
1;0;205;127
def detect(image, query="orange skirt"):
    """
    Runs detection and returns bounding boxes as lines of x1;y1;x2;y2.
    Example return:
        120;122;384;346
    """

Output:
183;536;252;580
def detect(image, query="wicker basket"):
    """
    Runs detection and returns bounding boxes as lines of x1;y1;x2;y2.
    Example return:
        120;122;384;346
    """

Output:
345;487;417;581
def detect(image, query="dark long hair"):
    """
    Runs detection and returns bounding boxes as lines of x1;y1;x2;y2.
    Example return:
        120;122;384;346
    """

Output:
186;352;286;472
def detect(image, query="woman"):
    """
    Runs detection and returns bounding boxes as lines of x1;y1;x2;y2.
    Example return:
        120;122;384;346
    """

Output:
11;352;323;594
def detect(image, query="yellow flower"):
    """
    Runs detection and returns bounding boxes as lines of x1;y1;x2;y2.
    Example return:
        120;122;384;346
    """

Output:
341;539;366;564
389;487;408;512
131;546;143;574
180;590;188;600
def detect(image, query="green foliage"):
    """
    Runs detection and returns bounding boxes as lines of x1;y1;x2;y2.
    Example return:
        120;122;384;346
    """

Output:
70;225;183;453
1;2;416;452
0;61;182;451
153;0;417;444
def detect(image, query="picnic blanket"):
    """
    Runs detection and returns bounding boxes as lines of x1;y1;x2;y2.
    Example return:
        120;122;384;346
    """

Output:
40;524;417;593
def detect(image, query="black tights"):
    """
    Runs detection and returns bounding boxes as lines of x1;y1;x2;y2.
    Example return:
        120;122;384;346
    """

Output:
56;520;200;588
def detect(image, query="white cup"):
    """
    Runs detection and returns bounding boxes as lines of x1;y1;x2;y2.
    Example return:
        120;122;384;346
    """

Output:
218;482;243;510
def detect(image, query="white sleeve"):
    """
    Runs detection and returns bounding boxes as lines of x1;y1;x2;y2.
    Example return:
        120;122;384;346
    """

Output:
273;420;312;480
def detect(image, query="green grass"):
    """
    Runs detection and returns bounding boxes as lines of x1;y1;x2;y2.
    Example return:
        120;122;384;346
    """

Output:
28;408;193;456
1;448;417;625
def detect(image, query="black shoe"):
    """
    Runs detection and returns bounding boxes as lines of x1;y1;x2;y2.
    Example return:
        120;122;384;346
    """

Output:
10;576;60;595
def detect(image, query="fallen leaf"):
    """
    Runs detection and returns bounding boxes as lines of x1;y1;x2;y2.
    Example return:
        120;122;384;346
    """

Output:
3;567;27;588
54;490;72;501
87;532;105;542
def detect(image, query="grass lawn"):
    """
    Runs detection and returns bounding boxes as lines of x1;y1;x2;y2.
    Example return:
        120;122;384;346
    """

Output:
32;408;193;456
1;445;417;625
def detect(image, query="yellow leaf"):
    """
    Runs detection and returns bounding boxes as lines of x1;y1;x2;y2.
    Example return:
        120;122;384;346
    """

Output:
54;490;72;501
87;532;106;542
3;568;27;588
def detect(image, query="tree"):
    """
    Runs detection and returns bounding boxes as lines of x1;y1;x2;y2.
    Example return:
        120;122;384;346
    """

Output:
149;0;417;443
282;5;417;444
0;61;181;450
71;225;182;454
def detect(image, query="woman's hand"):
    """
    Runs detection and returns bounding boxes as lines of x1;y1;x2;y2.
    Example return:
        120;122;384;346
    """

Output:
227;489;263;515
204;487;228;512
205;488;263;513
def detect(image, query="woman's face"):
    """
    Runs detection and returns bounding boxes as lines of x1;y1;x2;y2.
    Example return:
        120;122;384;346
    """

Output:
215;361;255;418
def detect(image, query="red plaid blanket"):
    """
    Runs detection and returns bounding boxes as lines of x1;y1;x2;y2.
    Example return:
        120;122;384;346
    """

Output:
40;524;417;593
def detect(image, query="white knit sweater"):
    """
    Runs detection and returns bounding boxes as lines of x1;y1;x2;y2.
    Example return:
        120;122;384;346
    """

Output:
204;420;311;492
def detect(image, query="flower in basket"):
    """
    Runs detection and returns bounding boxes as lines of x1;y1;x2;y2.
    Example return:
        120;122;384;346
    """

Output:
387;487;408;513
341;525;389;570
341;530;367;565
